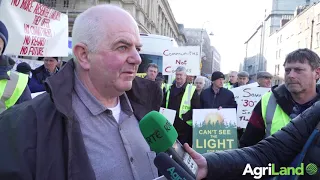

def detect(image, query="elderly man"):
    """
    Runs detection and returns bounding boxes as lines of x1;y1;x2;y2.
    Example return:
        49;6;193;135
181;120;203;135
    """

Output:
162;66;200;146
0;5;162;180
223;71;237;89
233;71;249;88
257;71;273;88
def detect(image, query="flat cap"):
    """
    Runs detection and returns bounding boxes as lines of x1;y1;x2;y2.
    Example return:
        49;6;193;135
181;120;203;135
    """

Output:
237;71;249;78
257;71;273;79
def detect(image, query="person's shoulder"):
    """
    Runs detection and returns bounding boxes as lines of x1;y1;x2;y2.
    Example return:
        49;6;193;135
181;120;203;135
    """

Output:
1;93;56;123
221;87;234;94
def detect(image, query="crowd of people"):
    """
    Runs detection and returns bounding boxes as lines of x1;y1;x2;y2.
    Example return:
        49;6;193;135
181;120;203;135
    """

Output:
0;4;319;180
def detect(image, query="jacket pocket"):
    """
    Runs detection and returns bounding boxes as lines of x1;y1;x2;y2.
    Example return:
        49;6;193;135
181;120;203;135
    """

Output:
147;151;158;178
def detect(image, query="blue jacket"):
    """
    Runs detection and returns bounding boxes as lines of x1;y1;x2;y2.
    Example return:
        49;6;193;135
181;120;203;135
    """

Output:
200;86;237;109
29;65;57;93
0;55;31;105
203;101;320;180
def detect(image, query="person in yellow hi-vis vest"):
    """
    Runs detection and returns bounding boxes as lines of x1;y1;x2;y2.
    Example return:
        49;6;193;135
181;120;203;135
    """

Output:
239;48;320;148
0;21;31;114
162;66;200;147
223;71;238;89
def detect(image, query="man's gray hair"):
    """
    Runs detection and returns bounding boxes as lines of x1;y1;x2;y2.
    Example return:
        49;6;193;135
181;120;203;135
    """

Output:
72;5;123;56
175;66;187;73
194;76;205;83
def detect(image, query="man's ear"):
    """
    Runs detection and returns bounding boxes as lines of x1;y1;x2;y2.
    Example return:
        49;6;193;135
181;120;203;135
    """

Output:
73;43;90;70
315;67;320;81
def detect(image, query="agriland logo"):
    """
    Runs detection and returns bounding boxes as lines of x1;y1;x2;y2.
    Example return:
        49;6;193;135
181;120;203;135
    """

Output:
242;163;318;179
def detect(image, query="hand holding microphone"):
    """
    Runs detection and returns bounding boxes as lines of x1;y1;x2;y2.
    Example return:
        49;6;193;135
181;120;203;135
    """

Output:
183;143;208;180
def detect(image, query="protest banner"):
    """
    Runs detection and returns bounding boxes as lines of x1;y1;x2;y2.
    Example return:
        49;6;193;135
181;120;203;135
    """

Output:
162;46;200;76
193;108;238;154
0;0;68;57
231;87;271;128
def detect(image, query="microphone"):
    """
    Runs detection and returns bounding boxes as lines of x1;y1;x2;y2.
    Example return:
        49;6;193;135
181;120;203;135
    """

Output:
139;111;198;178
154;152;195;180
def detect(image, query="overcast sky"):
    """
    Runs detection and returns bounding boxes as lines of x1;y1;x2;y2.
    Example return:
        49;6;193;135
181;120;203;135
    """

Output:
168;0;269;73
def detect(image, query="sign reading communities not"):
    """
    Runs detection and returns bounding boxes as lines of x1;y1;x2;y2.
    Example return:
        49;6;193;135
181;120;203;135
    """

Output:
162;46;200;76
0;0;68;57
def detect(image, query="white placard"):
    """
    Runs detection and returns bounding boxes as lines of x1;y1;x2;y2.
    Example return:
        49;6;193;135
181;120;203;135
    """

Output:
162;46;200;76
231;87;271;128
0;0;68;57
159;107;176;125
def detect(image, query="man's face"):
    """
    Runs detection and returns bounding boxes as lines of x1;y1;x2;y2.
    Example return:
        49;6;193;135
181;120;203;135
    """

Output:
175;71;187;85
86;18;142;94
0;38;4;55
213;78;224;88
195;79;204;91
187;76;194;83
146;67;158;81
284;61;320;94
258;77;272;88
229;73;237;83
237;76;249;86
44;57;58;73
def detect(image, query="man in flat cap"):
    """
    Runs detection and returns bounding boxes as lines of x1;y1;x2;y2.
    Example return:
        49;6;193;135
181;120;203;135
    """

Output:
233;71;249;88
257;71;273;88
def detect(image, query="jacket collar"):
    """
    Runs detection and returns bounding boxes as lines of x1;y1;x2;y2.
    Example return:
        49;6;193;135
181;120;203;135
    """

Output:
272;84;320;115
44;59;75;118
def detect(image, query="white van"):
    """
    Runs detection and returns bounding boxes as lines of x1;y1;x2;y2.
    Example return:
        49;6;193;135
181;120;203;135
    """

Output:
138;33;178;83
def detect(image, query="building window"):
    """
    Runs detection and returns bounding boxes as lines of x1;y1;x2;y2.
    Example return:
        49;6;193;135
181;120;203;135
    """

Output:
318;13;320;23
299;23;302;33
276;50;278;59
298;41;300;48
317;32;320;48
278;49;281;58
306;17;309;29
280;35;282;43
306;37;309;48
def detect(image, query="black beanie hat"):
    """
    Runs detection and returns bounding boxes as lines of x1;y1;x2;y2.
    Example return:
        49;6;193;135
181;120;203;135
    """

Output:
0;21;9;54
211;71;225;81
16;62;32;75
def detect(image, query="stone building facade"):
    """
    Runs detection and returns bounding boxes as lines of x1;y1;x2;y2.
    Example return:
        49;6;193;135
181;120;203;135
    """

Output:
37;0;186;45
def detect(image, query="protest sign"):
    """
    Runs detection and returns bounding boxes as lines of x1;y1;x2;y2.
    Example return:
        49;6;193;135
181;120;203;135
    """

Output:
193;108;238;154
162;46;200;76
0;0;68;57
231;87;270;128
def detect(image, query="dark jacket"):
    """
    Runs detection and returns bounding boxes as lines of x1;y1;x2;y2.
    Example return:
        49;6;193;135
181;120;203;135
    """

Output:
162;82;200;146
203;100;320;180
200;86;237;109
239;84;320;148
0;59;162;180
0;55;31;105
29;65;58;93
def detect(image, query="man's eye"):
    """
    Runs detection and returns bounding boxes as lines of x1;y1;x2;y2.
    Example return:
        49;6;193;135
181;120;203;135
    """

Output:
136;47;141;52
118;46;127;51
